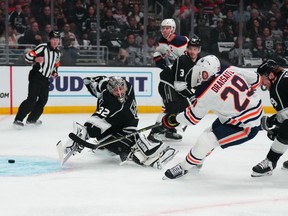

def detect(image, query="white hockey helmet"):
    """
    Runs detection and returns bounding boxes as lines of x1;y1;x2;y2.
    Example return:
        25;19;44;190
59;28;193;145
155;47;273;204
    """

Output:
161;18;176;34
191;55;221;87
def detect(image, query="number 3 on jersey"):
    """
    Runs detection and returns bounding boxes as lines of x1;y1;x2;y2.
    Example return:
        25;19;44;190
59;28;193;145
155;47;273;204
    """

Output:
220;75;254;112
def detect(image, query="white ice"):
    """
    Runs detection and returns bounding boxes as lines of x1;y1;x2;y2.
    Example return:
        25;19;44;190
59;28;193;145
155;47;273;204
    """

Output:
1;114;288;216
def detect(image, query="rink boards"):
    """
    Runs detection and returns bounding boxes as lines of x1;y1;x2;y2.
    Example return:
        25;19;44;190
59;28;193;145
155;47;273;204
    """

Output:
0;66;274;114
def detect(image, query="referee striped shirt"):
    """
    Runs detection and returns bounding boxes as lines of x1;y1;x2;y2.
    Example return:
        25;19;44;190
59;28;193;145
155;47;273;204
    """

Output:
25;42;61;78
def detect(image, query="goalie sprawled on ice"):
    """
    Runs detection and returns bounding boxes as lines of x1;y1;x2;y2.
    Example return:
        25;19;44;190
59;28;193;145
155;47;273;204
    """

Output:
57;75;177;168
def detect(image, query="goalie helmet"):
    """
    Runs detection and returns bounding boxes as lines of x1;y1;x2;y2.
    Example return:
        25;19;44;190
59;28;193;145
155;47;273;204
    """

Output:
161;18;176;35
257;59;278;76
191;55;221;87
107;76;127;103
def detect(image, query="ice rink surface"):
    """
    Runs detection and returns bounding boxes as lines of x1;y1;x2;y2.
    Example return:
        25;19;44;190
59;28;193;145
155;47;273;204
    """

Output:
1;113;288;216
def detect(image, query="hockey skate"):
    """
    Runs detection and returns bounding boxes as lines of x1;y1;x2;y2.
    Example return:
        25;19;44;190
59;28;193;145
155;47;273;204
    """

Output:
282;160;288;170
13;120;24;128
163;164;188;179
251;158;277;177
26;120;42;125
163;162;203;180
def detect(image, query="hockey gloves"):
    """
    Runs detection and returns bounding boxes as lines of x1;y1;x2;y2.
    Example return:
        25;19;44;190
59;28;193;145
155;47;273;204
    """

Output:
162;113;180;129
260;115;279;141
260;114;278;131
267;128;278;141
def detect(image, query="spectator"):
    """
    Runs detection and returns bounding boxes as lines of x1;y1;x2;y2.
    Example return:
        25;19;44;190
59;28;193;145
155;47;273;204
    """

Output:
42;24;52;42
122;33;142;65
209;4;226;28
61;39;80;66
247;18;262;40
60;23;80;49
110;48;128;66
209;18;233;54
127;3;144;24
267;3;279;20
143;35;156;66
202;0;223;15
251;35;268;59
147;17;160;40
113;1;128;30
21;21;44;45
223;10;237;40
21;4;32;26
100;8;120;41
232;5;250;23
261;27;274;52
178;0;198;36
246;9;264;31
228;37;252;65
268;17;283;42
9;3;27;34
53;6;66;31
82;6;98;45
125;15;143;46
195;3;210;27
269;42;288;66
280;0;288;21
70;0;88;37
37;6;51;31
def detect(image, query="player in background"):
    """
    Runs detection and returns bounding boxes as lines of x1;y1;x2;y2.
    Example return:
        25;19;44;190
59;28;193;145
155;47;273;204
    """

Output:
161;55;263;179
153;18;189;69
148;36;202;142
251;60;288;177
13;31;61;128
64;76;177;168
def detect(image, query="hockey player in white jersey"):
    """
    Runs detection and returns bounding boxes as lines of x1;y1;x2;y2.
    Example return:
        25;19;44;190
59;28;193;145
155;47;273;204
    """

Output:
161;55;263;179
153;18;189;69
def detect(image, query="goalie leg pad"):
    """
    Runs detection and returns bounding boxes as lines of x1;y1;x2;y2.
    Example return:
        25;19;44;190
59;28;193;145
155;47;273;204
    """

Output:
135;134;163;156
132;134;178;169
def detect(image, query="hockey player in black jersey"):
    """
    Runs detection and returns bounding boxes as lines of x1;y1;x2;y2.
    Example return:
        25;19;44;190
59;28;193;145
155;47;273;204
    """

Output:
252;60;288;177
63;76;177;168
148;36;202;142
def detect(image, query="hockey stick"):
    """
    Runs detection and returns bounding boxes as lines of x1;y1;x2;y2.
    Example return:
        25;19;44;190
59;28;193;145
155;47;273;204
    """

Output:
68;123;162;150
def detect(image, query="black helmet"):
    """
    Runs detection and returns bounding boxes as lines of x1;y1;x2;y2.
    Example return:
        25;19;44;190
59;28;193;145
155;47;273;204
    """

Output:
257;59;278;76
187;35;201;47
49;30;61;39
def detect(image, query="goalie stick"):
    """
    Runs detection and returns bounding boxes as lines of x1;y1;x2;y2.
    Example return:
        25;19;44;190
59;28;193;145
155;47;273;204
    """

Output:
56;140;79;166
68;123;162;150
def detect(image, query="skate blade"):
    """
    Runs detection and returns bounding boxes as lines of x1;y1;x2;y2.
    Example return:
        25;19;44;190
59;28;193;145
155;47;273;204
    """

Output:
251;171;273;177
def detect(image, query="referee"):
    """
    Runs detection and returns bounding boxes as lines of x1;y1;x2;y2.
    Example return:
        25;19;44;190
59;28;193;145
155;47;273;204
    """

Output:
13;31;61;128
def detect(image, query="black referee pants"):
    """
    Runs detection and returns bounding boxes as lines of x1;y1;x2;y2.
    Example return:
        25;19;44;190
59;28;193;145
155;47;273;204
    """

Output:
15;70;50;122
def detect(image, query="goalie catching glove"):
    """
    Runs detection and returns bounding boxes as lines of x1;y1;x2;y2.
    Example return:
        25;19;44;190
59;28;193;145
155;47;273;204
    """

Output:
162;113;180;129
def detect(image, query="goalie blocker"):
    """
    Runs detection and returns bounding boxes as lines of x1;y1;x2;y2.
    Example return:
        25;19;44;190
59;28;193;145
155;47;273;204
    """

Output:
64;122;177;169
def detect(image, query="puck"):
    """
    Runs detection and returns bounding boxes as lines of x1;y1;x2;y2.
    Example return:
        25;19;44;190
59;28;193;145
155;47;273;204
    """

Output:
8;159;15;163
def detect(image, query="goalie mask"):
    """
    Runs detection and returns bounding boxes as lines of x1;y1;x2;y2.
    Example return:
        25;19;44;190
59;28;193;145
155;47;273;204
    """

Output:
191;55;221;87
107;76;127;103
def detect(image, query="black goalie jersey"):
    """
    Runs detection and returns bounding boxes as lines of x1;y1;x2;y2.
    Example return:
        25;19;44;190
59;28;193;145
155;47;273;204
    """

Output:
84;76;139;140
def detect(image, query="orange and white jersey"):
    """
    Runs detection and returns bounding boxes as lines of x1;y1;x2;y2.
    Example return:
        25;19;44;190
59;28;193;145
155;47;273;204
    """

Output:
176;65;263;128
